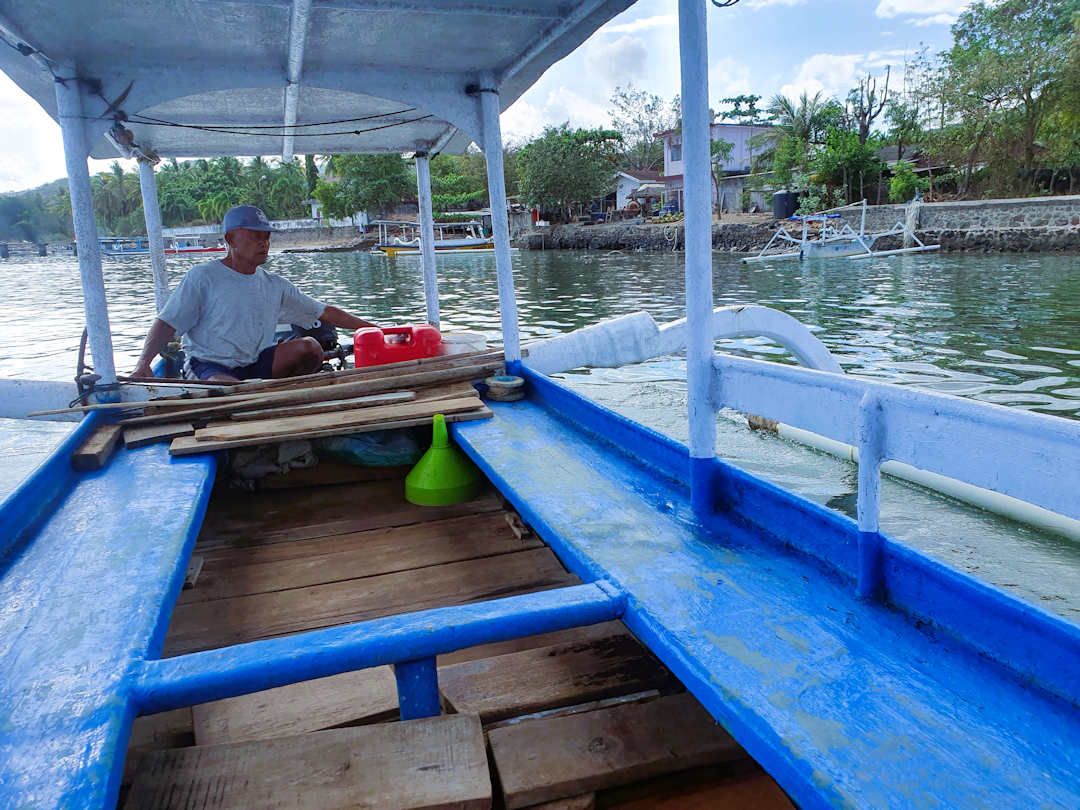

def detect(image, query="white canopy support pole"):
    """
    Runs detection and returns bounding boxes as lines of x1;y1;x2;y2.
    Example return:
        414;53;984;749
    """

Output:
414;153;440;328
137;157;169;312
55;76;117;386
677;0;715;516
281;0;313;162
477;79;520;363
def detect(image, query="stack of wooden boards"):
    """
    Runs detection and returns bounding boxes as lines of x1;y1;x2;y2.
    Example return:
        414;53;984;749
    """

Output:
44;350;504;467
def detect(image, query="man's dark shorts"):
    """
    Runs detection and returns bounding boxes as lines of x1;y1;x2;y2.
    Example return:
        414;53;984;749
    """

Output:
187;345;277;381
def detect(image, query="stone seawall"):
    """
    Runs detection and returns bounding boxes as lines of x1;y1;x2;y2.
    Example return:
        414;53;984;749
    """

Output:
271;226;369;249
527;195;1080;253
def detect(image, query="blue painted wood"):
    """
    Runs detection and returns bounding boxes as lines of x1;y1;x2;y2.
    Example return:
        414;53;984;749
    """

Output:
0;409;103;560
0;442;215;809
133;582;625;714
452;378;1080;809
394;658;441;720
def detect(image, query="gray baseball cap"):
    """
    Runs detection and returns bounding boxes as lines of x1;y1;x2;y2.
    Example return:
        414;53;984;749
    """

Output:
222;205;276;234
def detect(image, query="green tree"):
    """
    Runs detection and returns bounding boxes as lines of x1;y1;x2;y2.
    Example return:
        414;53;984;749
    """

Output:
710;137;735;211
943;0;1078;187
889;160;929;202
313;154;413;219
518;124;622;221
608;85;678;171
718;94;766;125
812;128;886;204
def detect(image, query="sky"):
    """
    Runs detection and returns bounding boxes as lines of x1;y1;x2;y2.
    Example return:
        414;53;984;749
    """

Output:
0;0;969;193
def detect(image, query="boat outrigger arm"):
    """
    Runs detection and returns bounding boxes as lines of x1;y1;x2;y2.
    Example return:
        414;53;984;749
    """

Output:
1;1;1080;808
742;200;941;262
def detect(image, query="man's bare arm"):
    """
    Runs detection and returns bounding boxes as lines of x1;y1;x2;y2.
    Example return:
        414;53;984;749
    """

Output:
131;318;176;378
320;306;377;332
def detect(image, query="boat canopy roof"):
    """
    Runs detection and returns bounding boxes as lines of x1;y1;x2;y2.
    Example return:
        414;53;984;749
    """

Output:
0;0;635;160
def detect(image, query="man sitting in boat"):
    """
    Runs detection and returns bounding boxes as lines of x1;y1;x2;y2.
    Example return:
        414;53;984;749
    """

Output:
131;205;376;382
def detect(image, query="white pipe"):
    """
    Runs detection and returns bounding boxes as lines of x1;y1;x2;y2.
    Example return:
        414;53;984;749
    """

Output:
281;0;313;162
677;0;714;461
414;153;440;327
55;77;117;386
753;417;1080;543
477;79;520;362
138;158;169;312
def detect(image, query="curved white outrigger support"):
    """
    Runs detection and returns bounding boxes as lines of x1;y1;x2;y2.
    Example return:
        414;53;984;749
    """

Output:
523;305;842;376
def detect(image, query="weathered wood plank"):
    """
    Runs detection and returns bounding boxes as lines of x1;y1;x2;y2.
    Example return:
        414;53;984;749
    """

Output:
164;547;576;656
182;555;204;590
437;620;629;666
121;708;194;793
192;666;399;745
488;693;747;809
604;767;795;810
181;511;542;604
71;423;123;470
195;396;482;443
438;634;678;724
123;421;195;449
125;714;491;809
124;361;502;426
253;462;409;490
228;390;416;421
195;480;503;551
169;407;492;456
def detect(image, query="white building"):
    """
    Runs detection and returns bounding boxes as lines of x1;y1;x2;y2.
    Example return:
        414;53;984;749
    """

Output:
614;169;663;210
656;122;772;211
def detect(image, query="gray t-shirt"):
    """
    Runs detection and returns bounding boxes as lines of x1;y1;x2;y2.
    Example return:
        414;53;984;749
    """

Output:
159;260;325;367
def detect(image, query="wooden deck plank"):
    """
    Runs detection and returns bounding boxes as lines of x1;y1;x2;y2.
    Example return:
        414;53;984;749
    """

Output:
181;512;541;603
488;693;746;809
439;635;678;724
436;620;629;666
253;462;408;491
605;768;795;810
192;666;399;746
71;423;122;470
196;480;503;550
164;547;577;656
125;714;491;810
123;421;195;449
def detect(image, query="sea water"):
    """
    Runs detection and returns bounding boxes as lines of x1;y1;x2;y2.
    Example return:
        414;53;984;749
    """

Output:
1;249;1077;620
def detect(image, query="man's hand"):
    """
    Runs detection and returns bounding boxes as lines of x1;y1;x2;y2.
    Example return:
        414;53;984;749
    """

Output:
130;361;155;379
132;318;177;379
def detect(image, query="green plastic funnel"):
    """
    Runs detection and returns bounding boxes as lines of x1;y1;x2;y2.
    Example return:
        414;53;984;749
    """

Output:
405;414;483;506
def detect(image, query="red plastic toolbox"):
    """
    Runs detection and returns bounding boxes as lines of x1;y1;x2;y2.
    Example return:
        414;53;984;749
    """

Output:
353;325;443;368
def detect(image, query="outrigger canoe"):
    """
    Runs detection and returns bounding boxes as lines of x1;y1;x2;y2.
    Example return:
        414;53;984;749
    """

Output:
0;1;1078;808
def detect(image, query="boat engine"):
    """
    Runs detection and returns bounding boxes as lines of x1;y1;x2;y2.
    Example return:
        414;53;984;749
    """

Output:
288;320;352;370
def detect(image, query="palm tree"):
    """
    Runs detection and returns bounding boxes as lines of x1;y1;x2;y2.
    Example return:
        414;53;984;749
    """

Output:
766;91;837;145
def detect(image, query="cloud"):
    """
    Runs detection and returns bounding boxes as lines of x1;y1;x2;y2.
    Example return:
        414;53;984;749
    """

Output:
780;52;865;101
778;49;908;102
584;35;650;89
709;57;754;102
500;86;611;142
603;14;675;34
875;0;970;26
745;0;807;8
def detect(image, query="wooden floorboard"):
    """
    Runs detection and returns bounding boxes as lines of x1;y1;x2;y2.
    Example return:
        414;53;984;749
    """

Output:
488;693;747;809
182;512;542;604
164;547;577;656
192;666;399;746
125;715;491;810
196;479;503;551
439;634;678;724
